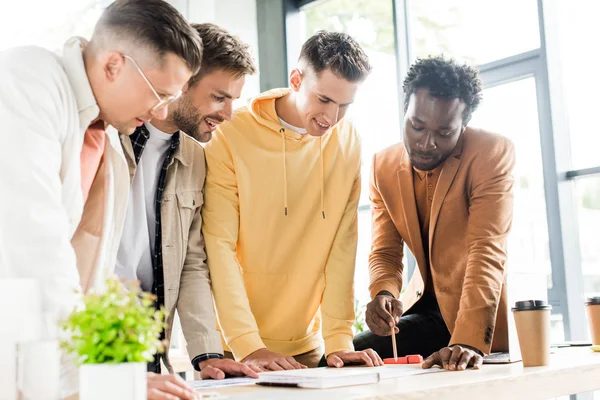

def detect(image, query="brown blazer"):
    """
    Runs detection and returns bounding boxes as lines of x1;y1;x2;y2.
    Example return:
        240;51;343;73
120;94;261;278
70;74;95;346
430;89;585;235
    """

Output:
368;127;515;354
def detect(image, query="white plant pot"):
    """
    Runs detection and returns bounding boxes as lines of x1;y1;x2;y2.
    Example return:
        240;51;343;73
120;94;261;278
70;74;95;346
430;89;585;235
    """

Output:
80;363;146;400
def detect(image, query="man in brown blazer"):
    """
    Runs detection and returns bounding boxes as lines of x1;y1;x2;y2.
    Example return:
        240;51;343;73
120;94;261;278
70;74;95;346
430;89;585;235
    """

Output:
354;56;515;371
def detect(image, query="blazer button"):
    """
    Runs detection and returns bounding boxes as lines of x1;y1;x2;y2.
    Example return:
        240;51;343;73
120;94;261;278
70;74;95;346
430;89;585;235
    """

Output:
484;326;493;345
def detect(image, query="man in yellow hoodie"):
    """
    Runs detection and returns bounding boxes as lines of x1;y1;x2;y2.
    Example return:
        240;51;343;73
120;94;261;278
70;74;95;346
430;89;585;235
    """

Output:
202;31;383;370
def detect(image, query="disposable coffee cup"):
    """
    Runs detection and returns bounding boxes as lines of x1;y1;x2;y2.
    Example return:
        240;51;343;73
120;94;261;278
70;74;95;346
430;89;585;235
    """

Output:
512;300;552;367
586;296;600;346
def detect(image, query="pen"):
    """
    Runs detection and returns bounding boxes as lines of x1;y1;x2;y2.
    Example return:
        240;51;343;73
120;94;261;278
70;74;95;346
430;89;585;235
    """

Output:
387;301;398;362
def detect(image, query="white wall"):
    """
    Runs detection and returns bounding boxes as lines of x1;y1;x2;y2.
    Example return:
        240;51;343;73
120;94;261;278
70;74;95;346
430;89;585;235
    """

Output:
168;0;261;104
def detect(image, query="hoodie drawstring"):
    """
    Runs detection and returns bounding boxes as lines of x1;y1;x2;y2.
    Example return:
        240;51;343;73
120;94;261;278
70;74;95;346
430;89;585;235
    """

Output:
320;136;325;219
280;128;288;216
280;128;325;220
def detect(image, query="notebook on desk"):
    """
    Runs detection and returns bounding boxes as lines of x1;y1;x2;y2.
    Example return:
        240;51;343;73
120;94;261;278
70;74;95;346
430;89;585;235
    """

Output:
257;367;380;389
256;365;442;389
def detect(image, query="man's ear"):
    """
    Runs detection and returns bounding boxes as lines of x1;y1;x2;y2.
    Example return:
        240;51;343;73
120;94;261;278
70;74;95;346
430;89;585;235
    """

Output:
289;68;303;92
104;51;126;83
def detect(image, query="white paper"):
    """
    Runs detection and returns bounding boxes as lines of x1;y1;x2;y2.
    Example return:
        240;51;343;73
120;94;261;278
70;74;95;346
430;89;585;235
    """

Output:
258;365;440;383
191;366;441;392
190;377;258;389
258;367;380;389
259;367;379;381
373;364;443;380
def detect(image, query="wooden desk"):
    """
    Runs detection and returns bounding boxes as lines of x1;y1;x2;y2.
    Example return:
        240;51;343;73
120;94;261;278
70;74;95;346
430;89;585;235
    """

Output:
202;348;600;400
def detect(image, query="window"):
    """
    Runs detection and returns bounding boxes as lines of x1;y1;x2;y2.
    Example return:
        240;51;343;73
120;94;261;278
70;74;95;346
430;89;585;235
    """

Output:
0;1;111;52
555;0;600;343
558;0;600;170
470;78;551;283
574;177;600;298
470;77;566;342
408;0;540;65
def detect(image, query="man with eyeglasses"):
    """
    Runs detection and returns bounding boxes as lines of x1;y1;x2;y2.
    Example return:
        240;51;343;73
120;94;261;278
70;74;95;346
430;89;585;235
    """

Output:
0;1;203;399
115;23;260;380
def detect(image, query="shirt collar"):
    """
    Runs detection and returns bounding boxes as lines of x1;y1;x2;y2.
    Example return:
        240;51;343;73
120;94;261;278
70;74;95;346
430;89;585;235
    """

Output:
61;37;100;126
413;164;442;180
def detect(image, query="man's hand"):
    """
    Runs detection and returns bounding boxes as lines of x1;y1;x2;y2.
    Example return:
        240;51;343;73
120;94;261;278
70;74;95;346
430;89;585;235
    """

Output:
242;348;307;371
422;344;483;371
147;372;199;400
326;349;384;368
365;291;403;336
198;358;261;380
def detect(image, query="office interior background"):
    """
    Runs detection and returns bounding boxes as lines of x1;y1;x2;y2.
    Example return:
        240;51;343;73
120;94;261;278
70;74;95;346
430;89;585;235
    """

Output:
2;1;599;396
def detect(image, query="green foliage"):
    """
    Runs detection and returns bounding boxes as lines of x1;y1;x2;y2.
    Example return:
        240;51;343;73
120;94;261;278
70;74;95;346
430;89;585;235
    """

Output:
61;277;167;364
353;299;366;334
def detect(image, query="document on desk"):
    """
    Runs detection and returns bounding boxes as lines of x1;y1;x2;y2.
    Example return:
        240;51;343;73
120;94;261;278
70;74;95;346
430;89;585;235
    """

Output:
374;364;443;380
190;377;258;389
257;367;380;389
256;365;442;389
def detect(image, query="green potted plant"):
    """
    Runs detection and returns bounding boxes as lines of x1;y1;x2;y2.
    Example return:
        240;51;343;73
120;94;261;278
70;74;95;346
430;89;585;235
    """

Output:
353;300;366;335
61;277;166;400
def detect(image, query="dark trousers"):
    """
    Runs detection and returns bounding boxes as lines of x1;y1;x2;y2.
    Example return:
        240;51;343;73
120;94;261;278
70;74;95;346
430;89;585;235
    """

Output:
147;355;161;373
353;294;451;359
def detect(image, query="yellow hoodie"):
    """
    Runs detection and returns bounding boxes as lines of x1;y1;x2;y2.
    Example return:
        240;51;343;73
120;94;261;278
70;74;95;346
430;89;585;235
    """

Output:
202;88;361;361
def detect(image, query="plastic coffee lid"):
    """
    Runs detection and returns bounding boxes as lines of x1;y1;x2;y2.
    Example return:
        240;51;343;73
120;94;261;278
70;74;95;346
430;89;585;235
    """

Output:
585;296;600;305
511;300;552;311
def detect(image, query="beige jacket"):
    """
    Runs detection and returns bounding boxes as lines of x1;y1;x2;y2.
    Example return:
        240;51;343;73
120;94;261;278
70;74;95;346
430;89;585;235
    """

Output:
120;131;223;370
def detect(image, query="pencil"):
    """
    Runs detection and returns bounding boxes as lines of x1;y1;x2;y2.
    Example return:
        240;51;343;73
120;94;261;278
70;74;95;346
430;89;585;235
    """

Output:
387;301;398;362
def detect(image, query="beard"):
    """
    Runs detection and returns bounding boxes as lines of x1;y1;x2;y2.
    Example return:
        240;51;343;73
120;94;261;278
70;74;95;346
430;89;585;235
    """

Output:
171;96;215;143
404;142;444;171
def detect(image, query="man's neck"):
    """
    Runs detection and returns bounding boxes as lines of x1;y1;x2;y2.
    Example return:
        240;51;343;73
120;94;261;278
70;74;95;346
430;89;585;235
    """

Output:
148;118;178;135
274;92;304;128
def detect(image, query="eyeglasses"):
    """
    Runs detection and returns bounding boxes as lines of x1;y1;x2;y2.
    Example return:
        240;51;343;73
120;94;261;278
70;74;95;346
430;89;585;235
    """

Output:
123;54;182;113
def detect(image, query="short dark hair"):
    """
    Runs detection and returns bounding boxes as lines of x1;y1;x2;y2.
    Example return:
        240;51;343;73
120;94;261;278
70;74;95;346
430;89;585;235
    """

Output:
299;30;371;82
403;56;482;124
93;0;203;74
188;23;256;86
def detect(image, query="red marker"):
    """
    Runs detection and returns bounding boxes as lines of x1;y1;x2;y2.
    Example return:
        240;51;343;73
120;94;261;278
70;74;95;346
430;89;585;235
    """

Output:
383;355;423;365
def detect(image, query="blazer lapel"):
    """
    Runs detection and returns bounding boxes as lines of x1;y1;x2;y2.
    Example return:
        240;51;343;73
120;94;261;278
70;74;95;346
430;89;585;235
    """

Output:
119;133;136;183
396;151;428;280
429;135;464;249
